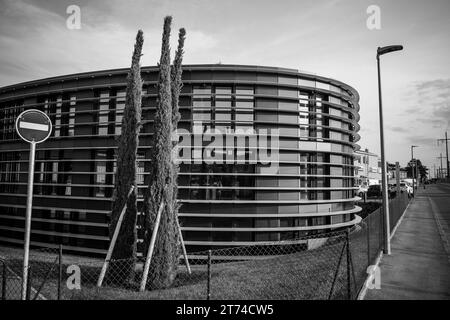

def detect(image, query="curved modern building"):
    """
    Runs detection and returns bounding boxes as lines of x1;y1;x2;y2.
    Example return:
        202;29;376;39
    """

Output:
0;64;361;255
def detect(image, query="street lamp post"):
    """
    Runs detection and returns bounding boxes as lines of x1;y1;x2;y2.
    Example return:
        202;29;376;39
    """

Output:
411;145;418;196
376;45;403;255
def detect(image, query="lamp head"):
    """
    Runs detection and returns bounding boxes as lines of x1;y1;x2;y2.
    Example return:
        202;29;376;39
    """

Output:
377;45;403;57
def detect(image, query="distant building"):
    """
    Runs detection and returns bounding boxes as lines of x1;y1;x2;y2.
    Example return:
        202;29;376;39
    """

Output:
387;162;407;184
354;148;381;186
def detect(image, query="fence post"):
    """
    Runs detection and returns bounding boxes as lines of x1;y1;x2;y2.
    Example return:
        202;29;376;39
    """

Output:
367;214;371;267
207;250;211;300
346;229;351;300
58;244;62;300
25;268;32;300
1;261;6;300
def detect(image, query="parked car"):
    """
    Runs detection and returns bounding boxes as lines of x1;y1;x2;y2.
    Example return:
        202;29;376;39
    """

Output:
400;182;413;195
367;184;382;198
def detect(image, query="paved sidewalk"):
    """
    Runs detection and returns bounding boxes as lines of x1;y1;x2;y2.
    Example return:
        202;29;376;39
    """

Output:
365;184;450;299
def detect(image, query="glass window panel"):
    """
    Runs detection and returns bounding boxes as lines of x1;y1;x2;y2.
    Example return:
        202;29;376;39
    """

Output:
235;113;253;122
193;112;211;121
279;127;299;137
279;192;299;200
329;107;342;117
316;82;330;91
279;114;298;124
236;101;254;109
278;88;298;98
215;100;232;108
329;96;341;105
215;87;232;95
278;101;298;111
279;139;298;148
298;78;316;87
193;100;212;108
215;113;231;121
256;99;277;109
279;179;299;187
279;166;298;174
278;77;298;85
236;86;254;95
280;153;298;161
255;113;276;122
193;86;211;95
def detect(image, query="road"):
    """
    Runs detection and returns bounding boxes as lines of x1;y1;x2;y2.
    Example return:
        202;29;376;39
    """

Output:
365;183;450;300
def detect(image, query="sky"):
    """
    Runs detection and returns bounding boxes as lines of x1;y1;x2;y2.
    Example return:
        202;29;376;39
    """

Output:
0;0;449;175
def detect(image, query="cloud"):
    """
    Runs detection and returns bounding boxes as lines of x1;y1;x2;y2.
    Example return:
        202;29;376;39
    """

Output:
389;126;409;133
415;79;450;92
406;135;437;146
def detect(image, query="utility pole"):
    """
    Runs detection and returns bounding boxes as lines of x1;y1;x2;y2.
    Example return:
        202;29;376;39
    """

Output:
437;131;449;179
438;154;445;181
411;146;418;196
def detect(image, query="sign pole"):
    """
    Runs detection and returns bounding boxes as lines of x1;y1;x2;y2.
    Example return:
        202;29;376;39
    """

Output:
15;109;52;300
22;140;36;300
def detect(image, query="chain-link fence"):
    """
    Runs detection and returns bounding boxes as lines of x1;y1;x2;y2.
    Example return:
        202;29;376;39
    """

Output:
0;247;61;300
0;193;409;300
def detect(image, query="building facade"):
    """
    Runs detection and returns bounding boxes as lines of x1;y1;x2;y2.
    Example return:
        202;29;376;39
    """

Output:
0;64;361;255
354;148;381;187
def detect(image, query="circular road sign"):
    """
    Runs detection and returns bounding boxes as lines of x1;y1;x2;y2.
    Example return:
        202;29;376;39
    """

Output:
15;109;52;144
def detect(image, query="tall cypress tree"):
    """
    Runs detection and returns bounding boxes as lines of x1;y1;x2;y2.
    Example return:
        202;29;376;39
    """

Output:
109;30;144;283
143;16;179;289
170;28;186;239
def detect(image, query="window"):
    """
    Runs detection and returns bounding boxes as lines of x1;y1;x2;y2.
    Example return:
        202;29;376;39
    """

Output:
278;101;298;111
236;86;254;96
235;101;253;109
193;86;211;95
55;97;61;137
98;91;110;135
235;113;253;122
279;166;298;174
94;151;107;197
193;99;212;109
278;77;298;85
279;127;299;137
193;112;211;121
278;88;298;98
115;90;125;135
215;87;231;96
256;113;276;122
215;112;231;122
316;82;330;91
280;153;298;162
68;96;75;136
299;126;309;138
329;119;342;129
215;100;231;109
279;114;298;124
329;96;341;105
299;78;315;87
137;153;145;185
329;107;342;117
299;114;309;125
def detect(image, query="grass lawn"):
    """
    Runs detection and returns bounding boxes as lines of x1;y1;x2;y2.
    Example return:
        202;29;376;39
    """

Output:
1;235;351;300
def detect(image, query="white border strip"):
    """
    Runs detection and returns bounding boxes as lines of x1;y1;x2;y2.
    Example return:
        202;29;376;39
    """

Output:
19;121;49;132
